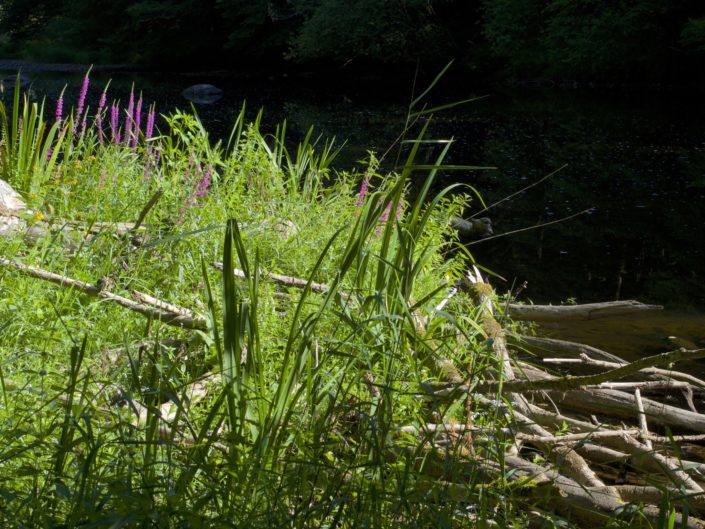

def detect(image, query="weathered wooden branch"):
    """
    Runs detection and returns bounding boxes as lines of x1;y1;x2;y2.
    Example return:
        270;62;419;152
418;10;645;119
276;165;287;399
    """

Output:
212;261;334;295
0;257;206;330
512;334;628;363
506;299;663;322
132;290;194;318
470;347;705;394
546;353;705;389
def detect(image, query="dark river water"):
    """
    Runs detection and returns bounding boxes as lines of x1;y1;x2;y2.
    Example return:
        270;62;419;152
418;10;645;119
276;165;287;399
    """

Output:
2;65;704;358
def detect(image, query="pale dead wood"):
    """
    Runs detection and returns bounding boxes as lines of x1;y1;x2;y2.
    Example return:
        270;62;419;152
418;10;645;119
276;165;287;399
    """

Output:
541;388;705;432
132;290;194;317
634;388;653;450
523;402;705;485
549;354;705;389
0;257;206;330
516;429;640;444
512;407;608;488
471;347;705;394
514;334;634;363
212;261;331;294
507;300;663;322
608;434;704;493
616;485;705;512
589;380;690;390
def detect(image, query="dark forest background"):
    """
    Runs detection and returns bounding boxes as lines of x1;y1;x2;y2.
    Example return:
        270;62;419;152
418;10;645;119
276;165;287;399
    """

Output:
1;0;705;82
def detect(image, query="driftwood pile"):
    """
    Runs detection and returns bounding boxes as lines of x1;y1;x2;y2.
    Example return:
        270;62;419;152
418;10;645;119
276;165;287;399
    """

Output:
445;271;705;528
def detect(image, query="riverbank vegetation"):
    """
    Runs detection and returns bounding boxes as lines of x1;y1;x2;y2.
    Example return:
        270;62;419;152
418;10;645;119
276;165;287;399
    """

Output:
1;1;705;83
2;75;705;528
0;72;502;527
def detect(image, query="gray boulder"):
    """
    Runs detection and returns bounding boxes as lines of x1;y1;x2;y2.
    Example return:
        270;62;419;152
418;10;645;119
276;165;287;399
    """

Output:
450;217;493;240
181;84;223;104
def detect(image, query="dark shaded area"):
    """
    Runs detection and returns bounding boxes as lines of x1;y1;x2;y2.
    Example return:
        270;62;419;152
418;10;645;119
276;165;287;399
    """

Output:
1;1;705;83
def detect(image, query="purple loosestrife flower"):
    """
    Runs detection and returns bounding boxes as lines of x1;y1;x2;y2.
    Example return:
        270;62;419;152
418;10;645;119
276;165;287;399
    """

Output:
74;71;90;134
195;166;212;198
55;90;64;123
145;105;156;140
380;202;392;223
395;200;404;220
96;115;104;143
110;104;120;144
125;88;134;146
356;174;370;206
95;88;108;144
133;96;142;146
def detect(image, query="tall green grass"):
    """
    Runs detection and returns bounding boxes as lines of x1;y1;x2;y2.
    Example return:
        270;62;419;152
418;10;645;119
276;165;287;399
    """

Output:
0;74;528;527
0;75;66;193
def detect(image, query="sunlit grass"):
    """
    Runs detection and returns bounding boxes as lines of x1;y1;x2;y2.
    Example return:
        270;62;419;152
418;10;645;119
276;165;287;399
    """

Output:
0;73;522;528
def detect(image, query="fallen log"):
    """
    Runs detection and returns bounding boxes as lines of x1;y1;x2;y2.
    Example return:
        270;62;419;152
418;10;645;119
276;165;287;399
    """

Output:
507;300;662;322
0;257;205;330
512;334;626;363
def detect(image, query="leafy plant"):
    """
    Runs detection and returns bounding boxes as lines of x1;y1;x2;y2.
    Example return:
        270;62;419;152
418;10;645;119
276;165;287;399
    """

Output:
0;75;65;193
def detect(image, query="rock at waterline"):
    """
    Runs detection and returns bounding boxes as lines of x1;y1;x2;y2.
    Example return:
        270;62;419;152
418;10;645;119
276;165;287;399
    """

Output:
181;84;223;105
451;217;493;240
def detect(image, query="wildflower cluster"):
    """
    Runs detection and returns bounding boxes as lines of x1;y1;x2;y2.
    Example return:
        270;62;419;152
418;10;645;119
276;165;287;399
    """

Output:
356;171;405;232
176;156;213;223
54;73;157;150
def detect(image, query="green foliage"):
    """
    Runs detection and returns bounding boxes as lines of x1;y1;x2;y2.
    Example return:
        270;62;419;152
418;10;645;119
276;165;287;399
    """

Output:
482;0;705;79
0;75;526;526
0;77;65;193
681;16;705;52
2;0;705;80
289;0;451;64
481;0;546;74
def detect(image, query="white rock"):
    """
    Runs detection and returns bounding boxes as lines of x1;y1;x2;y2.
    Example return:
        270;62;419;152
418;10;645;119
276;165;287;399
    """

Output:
0;178;25;217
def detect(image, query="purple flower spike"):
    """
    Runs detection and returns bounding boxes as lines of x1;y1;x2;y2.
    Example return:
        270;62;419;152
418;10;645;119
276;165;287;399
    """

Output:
95;83;109;144
98;89;107;113
96;115;104;144
356;174;370;206
125;88;134;146
74;71;91;133
195;166;212;198
55;91;64;123
134;96;143;146
380;202;392;223
145;105;156;140
110;104;120;144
